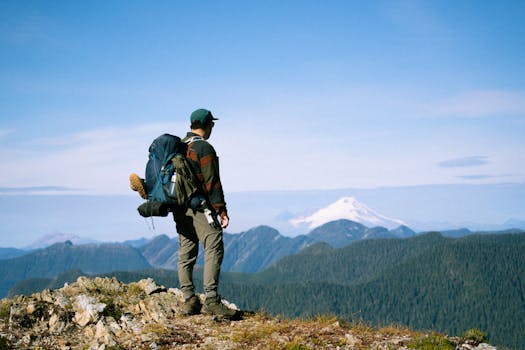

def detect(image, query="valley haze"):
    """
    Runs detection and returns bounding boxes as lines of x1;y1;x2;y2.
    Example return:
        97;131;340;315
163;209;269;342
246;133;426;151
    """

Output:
1;182;524;248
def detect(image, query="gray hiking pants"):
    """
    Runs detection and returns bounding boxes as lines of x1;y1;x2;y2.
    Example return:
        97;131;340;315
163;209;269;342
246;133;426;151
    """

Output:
174;208;224;300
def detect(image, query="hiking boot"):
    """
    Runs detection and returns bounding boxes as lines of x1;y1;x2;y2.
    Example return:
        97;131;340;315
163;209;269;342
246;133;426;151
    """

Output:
181;295;202;316
129;173;148;199
202;296;240;320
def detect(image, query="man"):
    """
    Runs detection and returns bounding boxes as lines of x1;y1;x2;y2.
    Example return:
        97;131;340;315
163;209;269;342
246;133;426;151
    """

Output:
174;108;237;319
130;108;237;319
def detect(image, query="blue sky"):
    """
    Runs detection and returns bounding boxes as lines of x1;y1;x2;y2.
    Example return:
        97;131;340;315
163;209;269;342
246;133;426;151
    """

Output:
1;0;524;195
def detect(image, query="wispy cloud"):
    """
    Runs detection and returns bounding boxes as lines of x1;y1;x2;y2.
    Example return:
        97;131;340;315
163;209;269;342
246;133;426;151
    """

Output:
31;123;173;147
456;175;492;180
455;174;512;180
437;156;489;168
0;186;78;194
425;90;525;118
0;122;187;195
0;129;15;138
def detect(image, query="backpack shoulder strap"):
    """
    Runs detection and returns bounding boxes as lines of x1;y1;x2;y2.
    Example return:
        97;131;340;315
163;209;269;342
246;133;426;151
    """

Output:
185;135;205;144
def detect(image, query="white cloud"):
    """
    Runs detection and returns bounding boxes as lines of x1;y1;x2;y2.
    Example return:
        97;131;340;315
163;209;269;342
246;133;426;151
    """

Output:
437;156;489;168
1;118;522;195
0;122;187;195
2;85;524;195
424;90;525;118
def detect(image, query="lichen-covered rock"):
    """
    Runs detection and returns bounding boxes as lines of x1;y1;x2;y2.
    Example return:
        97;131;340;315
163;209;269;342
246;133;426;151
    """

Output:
134;277;167;295
73;294;106;327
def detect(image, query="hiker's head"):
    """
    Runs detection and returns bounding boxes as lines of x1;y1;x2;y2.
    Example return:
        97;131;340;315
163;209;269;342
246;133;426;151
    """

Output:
190;109;218;139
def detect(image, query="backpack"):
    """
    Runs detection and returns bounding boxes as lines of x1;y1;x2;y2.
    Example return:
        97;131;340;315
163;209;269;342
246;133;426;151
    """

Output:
137;133;202;217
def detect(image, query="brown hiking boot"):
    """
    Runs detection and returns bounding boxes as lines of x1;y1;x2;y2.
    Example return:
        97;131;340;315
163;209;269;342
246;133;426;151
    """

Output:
181;295;202;316
129;173;147;199
202;296;241;320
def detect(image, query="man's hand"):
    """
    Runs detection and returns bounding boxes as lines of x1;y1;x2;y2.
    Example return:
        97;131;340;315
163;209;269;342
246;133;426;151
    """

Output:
220;215;229;229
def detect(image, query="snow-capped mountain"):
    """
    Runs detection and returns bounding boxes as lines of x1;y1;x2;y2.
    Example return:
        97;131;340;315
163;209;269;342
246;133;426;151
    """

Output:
24;232;97;250
290;196;406;230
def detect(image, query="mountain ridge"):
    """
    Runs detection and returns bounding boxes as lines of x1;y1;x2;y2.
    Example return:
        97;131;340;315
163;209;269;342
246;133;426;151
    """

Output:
0;241;151;298
139;220;416;272
0;218;420;299
22;232;97;250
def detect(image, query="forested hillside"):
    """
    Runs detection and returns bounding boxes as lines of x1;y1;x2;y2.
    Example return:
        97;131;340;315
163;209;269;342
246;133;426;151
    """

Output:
5;232;525;349
222;232;525;350
253;231;446;284
0;241;151;297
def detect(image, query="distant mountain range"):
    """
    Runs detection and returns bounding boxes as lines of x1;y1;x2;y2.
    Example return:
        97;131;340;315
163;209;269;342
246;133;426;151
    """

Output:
140;220;416;273
4;215;523;300
222;226;312;273
3;184;524;247
1;193;523;302
0;217;419;298
23;232;97;250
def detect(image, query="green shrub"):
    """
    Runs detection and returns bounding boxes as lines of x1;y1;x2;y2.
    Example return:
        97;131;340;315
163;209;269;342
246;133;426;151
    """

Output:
0;301;12;318
0;336;9;350
462;328;488;344
407;333;454;350
285;342;308;350
101;298;123;320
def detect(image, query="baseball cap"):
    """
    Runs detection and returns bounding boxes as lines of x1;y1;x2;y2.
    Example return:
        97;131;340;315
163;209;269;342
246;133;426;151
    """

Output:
190;109;218;124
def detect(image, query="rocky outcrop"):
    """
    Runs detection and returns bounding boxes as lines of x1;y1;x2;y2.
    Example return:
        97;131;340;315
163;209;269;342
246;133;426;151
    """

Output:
1;276;195;349
0;276;496;349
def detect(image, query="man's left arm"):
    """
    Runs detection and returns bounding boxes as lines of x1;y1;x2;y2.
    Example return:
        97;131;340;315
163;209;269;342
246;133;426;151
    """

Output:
199;147;228;224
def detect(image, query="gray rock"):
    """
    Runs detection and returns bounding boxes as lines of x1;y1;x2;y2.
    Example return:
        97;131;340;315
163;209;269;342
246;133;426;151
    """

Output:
73;295;106;327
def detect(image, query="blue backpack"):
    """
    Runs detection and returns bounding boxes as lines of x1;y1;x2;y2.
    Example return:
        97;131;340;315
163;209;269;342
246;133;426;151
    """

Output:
138;134;189;217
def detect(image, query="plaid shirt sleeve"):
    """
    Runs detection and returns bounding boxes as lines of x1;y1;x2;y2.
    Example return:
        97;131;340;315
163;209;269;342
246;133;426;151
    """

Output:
186;139;227;217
